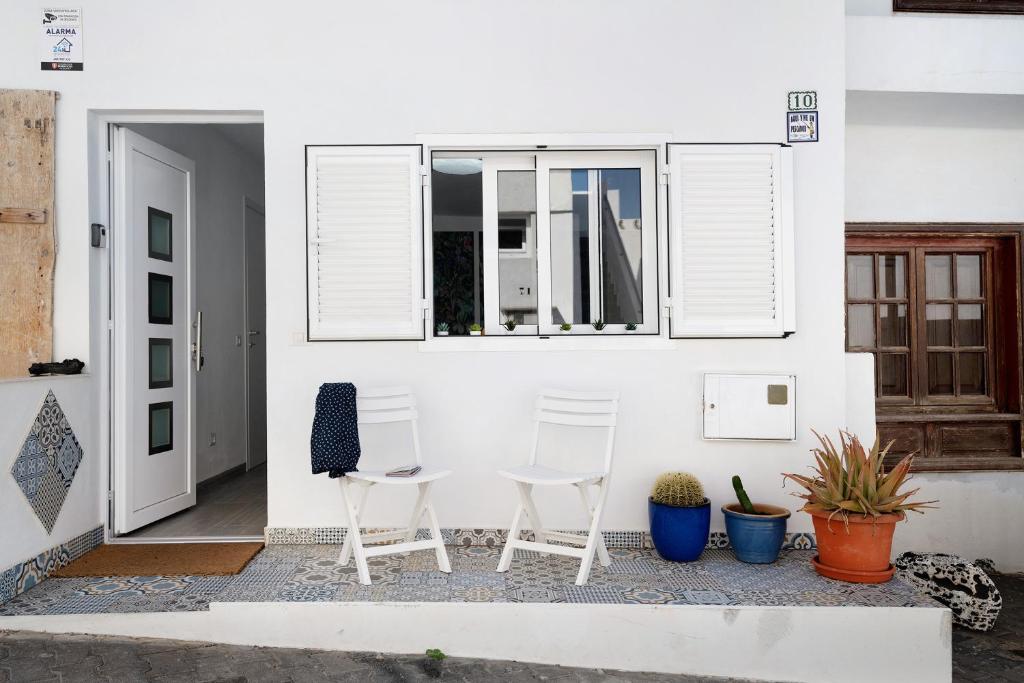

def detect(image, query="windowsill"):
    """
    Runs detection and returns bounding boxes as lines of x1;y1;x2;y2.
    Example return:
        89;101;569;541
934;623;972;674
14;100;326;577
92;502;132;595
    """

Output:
418;334;675;352
0;373;90;386
897;457;1024;473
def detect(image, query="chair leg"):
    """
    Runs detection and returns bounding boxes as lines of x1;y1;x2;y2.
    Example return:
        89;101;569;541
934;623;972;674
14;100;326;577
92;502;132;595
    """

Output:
577;483;611;568
496;503;525;572
403;482;430;543
339;478;371;585
575;478;610;586
516;482;547;544
424;494;451;574
339;480;370;566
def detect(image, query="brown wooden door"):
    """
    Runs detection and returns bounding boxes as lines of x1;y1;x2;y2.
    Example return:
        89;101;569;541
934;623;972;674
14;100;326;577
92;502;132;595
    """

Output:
846;231;1023;471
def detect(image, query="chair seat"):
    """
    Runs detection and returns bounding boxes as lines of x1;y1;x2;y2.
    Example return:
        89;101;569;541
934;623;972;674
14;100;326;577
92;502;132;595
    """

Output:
346;466;452;485
497;465;604;486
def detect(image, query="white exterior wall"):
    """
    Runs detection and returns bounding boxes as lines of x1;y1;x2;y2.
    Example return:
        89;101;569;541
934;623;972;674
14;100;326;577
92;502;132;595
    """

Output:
1;1;852;545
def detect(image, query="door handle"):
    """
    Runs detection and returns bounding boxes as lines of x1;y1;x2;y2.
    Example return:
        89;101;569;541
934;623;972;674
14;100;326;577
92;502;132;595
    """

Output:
192;311;204;372
247;329;261;348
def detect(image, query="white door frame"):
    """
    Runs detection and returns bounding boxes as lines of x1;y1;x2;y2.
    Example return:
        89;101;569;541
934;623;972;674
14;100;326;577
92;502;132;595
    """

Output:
242;195;266;471
90;110;263;544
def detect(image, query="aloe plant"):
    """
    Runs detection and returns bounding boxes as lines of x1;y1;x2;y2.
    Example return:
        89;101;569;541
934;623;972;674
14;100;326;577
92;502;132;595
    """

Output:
592;319;606;331
782;431;936;522
503;316;517;331
436;322;449;333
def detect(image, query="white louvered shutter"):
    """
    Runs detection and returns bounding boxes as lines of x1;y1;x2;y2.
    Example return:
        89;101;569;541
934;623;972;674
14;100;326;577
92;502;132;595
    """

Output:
667;144;795;337
306;145;424;340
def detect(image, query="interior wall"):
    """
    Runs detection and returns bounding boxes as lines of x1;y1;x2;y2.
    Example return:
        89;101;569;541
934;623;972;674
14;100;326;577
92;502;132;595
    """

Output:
124;123;265;482
846;91;1024;222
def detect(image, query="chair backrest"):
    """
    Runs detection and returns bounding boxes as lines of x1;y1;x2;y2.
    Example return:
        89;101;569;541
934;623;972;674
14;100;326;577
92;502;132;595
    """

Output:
356;385;422;464
531;388;619;473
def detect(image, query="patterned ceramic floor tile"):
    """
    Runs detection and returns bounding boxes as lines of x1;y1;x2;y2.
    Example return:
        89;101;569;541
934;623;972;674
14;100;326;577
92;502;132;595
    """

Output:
563;585;625;604
450;586;508;602
506;587;565;603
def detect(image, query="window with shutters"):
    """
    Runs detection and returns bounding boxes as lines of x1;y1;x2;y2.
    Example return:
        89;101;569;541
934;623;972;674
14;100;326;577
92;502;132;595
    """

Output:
429;149;659;336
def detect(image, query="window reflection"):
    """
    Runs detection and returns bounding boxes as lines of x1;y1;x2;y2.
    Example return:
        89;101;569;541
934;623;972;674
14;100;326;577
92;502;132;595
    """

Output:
432;158;483;335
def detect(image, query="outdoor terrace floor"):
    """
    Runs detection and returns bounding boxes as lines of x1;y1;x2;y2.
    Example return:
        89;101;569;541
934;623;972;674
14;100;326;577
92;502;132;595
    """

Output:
0;545;936;615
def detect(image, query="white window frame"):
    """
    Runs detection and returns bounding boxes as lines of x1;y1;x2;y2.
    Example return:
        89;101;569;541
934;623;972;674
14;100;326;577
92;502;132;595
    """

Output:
426;145;661;339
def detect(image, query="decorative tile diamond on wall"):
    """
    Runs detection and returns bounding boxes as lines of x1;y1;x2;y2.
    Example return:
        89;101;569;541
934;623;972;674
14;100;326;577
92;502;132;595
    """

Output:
10;390;83;534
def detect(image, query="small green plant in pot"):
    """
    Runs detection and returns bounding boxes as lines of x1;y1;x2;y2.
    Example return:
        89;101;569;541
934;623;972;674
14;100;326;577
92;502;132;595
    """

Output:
648;472;710;562
592;319;606;333
559;322;572;333
625;322;638;332
782;430;936;583
436;322;449;337
722;476;791;564
502;316;517;334
468;322;483;336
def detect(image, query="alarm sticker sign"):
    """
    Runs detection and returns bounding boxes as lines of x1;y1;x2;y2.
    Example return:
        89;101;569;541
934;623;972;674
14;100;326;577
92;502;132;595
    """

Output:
41;8;83;71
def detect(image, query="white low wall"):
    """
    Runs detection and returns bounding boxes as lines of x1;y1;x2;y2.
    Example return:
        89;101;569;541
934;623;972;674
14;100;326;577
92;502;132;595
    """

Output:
0;375;101;573
0;601;952;682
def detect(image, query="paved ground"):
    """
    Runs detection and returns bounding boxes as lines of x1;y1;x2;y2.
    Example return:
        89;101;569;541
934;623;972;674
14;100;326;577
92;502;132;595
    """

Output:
1;573;1021;681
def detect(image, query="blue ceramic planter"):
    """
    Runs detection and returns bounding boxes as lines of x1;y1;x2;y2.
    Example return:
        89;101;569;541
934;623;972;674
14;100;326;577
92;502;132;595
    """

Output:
648;498;710;562
722;503;791;564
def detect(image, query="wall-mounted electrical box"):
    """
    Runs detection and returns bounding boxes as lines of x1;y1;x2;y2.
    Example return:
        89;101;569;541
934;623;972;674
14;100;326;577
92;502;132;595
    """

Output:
703;373;796;441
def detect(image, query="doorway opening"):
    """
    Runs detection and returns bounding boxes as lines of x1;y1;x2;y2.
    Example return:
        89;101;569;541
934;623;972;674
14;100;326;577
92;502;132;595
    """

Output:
107;119;267;541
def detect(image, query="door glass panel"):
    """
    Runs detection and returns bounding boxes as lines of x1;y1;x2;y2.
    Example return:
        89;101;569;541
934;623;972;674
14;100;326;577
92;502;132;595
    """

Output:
957;304;984;347
148;338;173;389
879;304;907;347
431;158;483;335
148;207;173;262
926;304;952;346
148;273;173;325
878;354;908;397
925;255;952;299
927;352;955;395
846;255;874;299
956;254;982;299
878;255;906;299
497;170;538;326
847;304;875;348
148;402;173;454
959;353;986;395
549;168;643;325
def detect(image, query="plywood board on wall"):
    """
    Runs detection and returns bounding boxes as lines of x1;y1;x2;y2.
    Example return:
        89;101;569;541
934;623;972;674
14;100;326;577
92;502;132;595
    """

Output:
0;89;56;378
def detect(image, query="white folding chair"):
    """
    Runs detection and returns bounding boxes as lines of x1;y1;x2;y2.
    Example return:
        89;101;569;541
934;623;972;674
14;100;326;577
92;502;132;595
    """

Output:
496;388;619;586
337;386;452;585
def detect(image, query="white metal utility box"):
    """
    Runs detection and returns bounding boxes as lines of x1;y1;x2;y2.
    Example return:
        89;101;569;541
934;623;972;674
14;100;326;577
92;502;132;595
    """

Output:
702;373;796;441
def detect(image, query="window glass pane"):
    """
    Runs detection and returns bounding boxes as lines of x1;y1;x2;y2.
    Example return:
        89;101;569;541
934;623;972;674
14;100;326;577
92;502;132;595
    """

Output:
149;402;173;454
878;353;908;397
497;170;538;326
959;353;986;395
549;168;643;325
926;304;952;346
925;255;952;299
846;255;874;299
928;352;955;395
879;303;907;347
432;158;483;335
878;254;906;299
956;254;982;299
148;273;173;325
847;304;875;348
148;207;172;261
957;303;984;347
149;338;172;389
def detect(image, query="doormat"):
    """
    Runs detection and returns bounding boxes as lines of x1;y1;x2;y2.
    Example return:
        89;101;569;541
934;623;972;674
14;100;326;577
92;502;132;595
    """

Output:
50;542;264;577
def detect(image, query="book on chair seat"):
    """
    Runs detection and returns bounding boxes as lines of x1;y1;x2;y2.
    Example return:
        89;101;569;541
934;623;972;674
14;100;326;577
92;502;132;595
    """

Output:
386;465;422;477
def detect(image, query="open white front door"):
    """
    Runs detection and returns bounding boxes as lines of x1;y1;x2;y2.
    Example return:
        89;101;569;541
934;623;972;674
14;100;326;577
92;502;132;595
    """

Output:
112;127;198;534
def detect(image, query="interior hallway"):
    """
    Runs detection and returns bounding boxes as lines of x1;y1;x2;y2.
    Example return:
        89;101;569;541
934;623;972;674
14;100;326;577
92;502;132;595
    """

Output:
127;465;266;539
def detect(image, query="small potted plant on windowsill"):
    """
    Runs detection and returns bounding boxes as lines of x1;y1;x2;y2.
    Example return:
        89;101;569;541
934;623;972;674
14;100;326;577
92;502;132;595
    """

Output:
592;320;606;334
722;475;790;564
782;431;936;583
649;472;710;562
502;317;517;335
436;322;449;337
559;322;572;334
625;322;638;333
469;323;483;336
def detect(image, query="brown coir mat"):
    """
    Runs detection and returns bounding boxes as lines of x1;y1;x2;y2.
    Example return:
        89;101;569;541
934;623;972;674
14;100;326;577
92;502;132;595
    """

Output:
51;542;264;577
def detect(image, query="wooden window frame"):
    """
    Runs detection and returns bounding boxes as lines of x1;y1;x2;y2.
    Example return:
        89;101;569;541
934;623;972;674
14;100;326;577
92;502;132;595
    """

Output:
847;223;1024;472
894;0;1024;14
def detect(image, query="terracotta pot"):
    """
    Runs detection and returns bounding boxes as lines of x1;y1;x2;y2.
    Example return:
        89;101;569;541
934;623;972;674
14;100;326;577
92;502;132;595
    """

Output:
808;508;903;583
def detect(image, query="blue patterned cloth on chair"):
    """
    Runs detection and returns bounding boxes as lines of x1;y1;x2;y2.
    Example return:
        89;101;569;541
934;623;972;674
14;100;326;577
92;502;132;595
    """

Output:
310;383;361;477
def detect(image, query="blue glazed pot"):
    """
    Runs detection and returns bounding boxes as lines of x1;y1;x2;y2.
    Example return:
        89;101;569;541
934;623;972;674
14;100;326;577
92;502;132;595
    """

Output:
648;498;711;562
722;503;791;564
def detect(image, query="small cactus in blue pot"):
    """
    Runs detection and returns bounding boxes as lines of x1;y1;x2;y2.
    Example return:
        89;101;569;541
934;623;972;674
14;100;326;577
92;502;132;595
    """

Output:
722;475;790;564
648;472;710;562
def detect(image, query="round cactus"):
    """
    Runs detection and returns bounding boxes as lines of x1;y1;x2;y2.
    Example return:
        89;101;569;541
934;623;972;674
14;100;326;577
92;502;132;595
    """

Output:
651;472;706;507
